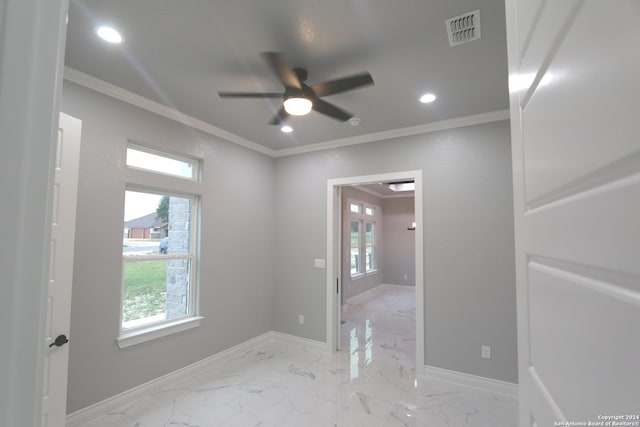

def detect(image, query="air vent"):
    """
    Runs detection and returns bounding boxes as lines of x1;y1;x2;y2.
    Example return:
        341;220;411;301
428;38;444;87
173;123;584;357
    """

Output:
446;9;481;46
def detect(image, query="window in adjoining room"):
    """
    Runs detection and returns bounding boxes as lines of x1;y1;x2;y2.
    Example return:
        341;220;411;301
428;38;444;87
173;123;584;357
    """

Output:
350;220;361;275
348;199;378;278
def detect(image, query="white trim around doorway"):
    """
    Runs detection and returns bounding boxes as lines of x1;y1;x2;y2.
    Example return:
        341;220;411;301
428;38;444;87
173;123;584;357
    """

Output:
326;170;424;374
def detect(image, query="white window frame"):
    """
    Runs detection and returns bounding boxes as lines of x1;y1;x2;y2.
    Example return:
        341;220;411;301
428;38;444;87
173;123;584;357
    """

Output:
117;144;203;348
348;198;379;279
125;141;201;181
365;220;376;272
350;219;362;276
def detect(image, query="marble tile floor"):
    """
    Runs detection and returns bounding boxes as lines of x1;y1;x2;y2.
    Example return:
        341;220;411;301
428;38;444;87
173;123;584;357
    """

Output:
80;285;517;426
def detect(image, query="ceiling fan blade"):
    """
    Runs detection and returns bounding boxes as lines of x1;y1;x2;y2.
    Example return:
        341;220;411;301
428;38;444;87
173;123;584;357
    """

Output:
312;98;352;121
310;72;374;97
262;52;302;90
218;92;283;98
269;107;289;125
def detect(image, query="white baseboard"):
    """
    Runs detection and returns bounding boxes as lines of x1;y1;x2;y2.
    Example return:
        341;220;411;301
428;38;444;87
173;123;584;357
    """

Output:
67;332;270;426
66;331;325;427
344;283;386;307
423;365;519;399
267;331;327;351
380;283;415;291
344;283;410;308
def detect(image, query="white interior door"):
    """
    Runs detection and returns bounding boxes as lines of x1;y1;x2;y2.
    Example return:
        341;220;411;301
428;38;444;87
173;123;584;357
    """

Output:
506;1;640;424
42;113;82;427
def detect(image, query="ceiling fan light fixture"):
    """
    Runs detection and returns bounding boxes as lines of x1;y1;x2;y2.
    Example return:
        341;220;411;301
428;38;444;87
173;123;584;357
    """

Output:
283;96;312;116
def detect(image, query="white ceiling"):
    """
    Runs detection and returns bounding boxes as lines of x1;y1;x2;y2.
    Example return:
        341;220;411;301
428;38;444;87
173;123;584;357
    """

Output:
64;0;509;152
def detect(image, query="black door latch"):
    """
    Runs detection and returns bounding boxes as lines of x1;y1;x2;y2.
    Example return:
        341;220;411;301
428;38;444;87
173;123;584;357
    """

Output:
49;334;69;348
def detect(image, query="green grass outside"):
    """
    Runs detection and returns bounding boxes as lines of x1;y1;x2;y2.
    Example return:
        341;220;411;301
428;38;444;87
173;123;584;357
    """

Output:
123;261;167;322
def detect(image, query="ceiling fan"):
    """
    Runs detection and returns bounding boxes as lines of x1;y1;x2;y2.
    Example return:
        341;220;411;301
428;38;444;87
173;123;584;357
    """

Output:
218;52;374;125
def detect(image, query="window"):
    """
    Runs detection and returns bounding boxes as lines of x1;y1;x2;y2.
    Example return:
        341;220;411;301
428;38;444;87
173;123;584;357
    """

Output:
126;143;199;180
365;222;375;271
122;190;197;330
350;220;361;275
348;199;378;277
118;143;201;348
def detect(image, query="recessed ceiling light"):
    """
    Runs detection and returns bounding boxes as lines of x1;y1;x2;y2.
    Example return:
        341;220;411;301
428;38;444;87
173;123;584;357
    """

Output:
388;181;415;192
280;125;293;133
420;93;437;103
96;26;123;44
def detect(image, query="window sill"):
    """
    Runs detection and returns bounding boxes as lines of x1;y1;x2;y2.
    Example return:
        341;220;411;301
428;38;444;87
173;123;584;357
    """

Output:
117;316;203;349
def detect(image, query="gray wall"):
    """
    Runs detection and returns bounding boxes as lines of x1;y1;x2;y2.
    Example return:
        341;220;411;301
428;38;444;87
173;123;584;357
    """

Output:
382;197;415;286
63;88;516;413
274;120;517;383
62;81;276;413
341;187;384;302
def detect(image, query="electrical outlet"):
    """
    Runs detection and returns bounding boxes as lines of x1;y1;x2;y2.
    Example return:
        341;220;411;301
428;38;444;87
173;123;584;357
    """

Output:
482;345;491;359
403;274;408;280
298;315;304;325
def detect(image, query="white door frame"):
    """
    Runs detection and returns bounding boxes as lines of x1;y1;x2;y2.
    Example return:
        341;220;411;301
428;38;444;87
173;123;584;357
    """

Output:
326;170;424;373
0;0;69;425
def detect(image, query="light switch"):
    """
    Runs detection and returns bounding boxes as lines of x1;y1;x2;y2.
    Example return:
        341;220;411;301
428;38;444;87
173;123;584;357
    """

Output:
314;258;326;269
482;345;491;359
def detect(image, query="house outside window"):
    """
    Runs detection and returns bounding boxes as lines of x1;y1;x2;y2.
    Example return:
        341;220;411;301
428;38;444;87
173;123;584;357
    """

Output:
122;190;197;329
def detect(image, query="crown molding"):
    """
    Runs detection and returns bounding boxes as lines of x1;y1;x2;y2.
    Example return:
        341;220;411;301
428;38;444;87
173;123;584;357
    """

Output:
63;67;277;157
273;109;510;157
63;67;509;159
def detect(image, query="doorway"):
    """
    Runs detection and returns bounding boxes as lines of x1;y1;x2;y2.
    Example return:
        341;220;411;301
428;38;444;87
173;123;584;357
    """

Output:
326;170;424;374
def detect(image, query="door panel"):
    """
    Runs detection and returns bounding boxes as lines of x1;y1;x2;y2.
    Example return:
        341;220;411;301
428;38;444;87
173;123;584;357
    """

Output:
42;113;82;426
522;1;640;204
515;0;544;56
506;0;640;423
525;182;640;274
529;260;640;415
518;1;577;78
